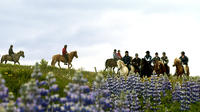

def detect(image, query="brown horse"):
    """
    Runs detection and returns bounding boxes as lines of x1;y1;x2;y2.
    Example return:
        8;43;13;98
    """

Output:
1;51;25;65
153;60;167;76
104;58;118;72
51;51;78;69
173;58;189;78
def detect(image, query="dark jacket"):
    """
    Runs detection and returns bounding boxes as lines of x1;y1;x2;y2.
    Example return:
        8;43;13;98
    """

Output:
179;56;188;65
144;55;152;64
152;56;160;64
132;58;141;67
9;47;14;56
161;56;169;64
122;55;131;65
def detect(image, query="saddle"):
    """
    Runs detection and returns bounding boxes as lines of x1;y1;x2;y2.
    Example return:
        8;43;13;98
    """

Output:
8;55;15;61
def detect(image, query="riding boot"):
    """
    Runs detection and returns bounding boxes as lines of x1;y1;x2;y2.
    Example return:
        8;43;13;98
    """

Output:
64;61;68;65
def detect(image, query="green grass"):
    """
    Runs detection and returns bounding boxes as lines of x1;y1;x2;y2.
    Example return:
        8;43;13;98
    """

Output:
0;63;97;98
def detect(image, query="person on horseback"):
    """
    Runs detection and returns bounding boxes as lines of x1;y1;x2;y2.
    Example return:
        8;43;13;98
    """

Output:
117;50;122;59
62;45;68;65
161;52;169;74
8;45;15;61
113;49;118;60
179;51;189;74
122;51;131;71
161;52;169;65
152;52;160;65
132;53;141;72
144;51;152;65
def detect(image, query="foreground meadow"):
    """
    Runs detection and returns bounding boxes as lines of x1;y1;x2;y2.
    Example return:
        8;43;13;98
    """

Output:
0;62;200;112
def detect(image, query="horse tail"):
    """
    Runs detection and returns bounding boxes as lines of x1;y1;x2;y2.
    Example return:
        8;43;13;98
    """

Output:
1;56;4;63
51;55;57;66
104;59;108;71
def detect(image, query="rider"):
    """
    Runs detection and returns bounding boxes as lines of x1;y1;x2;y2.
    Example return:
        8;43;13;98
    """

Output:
161;52;169;65
161;52;169;73
152;52;160;65
113;49;118;60
117;50;122;59
62;45;68;65
122;51;131;71
179;51;189;74
8;45;15;61
132;53;141;71
161;52;169;64
144;51;152;65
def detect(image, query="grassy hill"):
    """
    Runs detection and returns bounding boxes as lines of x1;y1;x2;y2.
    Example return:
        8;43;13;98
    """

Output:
0;63;100;99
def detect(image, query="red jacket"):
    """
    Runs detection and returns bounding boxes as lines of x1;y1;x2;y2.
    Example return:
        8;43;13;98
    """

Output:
117;52;122;59
62;48;67;55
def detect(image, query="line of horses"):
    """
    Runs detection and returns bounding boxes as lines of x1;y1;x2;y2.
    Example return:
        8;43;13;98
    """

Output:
0;50;189;78
0;50;78;69
105;58;189;78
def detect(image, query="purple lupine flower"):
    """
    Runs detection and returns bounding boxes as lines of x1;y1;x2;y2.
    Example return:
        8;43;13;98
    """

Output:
180;80;190;111
131;90;141;112
172;82;181;102
38;88;49;96
50;84;59;92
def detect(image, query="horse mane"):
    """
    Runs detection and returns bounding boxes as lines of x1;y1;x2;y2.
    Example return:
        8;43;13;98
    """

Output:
157;60;163;65
15;51;24;55
117;60;125;67
69;51;77;55
174;58;181;64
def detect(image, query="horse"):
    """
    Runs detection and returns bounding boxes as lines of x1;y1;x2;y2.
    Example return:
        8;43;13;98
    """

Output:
131;63;140;74
140;58;153;78
153;60;167;76
104;58;118;72
51;51;78;69
1;51;25;65
173;58;189;78
117;60;134;80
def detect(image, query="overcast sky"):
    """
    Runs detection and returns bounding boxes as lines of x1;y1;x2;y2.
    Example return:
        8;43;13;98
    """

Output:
0;0;200;76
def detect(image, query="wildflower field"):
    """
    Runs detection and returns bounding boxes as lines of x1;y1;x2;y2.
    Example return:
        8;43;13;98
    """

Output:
0;63;200;112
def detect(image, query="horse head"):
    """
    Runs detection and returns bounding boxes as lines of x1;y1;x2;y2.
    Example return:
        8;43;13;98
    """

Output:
18;51;25;58
117;60;124;69
140;58;147;68
73;51;78;58
154;60;161;70
173;58;181;67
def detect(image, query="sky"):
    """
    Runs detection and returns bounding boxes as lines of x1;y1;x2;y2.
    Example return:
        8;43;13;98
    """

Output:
0;0;200;76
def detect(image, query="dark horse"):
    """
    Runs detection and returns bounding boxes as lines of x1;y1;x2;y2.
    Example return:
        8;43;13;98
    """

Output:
131;63;140;74
153;60;170;76
140;58;153;77
104;58;118;72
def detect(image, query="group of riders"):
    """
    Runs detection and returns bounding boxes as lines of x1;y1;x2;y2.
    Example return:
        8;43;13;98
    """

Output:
113;49;189;75
4;45;189;76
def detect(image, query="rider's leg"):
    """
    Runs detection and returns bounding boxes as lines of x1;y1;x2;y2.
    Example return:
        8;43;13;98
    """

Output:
64;54;68;65
183;65;187;74
11;54;15;61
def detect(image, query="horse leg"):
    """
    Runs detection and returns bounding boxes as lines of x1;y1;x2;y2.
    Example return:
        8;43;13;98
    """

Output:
104;67;107;71
58;61;61;69
113;67;115;73
68;63;72;69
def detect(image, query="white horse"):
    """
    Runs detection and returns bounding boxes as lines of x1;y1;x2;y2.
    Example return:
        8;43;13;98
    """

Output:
117;60;135;79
